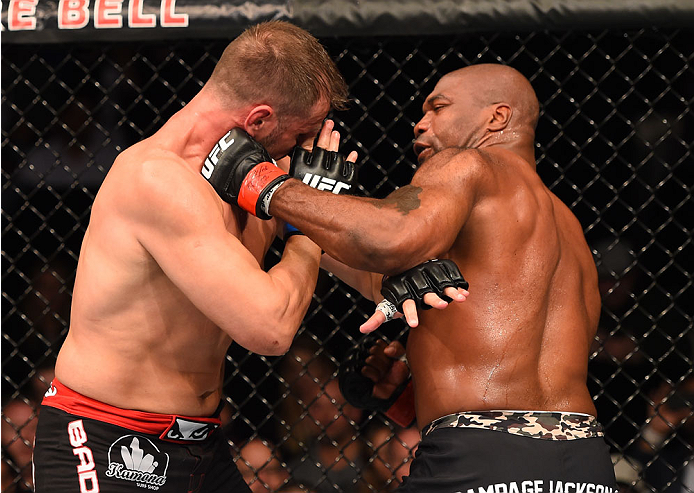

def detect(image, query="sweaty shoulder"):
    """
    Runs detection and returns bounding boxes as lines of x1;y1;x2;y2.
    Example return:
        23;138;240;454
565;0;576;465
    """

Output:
412;147;494;196
416;147;489;175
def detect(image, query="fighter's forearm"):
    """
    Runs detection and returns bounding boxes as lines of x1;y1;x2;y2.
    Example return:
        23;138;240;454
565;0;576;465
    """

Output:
263;235;322;351
320;254;382;301
271;180;431;274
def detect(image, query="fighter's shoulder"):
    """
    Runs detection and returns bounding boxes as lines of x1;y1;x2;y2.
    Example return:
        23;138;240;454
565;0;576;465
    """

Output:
418;148;496;194
417;147;489;178
108;147;210;217
429;147;488;165
115;145;187;178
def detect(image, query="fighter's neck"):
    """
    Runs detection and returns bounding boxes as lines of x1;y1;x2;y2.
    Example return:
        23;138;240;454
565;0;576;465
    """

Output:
476;130;536;168
155;94;245;171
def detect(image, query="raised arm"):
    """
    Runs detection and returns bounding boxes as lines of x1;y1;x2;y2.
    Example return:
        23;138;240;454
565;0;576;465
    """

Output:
269;147;488;274
130;158;321;356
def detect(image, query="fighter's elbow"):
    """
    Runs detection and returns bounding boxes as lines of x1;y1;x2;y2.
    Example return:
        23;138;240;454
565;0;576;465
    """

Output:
256;313;298;356
258;335;293;356
237;322;295;356
218;301;298;356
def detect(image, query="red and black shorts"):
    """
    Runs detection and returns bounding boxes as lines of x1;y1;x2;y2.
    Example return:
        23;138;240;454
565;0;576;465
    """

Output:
32;379;251;493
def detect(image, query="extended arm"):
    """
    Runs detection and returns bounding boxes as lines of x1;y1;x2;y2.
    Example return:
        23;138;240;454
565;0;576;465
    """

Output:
270;147;485;274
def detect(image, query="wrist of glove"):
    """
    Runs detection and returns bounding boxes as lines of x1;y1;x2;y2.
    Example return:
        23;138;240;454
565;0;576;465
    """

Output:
381;259;469;313
202;128;287;219
283;223;304;239
338;336;415;428
290;146;357;195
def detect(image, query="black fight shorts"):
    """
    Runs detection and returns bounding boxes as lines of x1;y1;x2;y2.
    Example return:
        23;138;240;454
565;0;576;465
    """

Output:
397;410;618;493
32;379;251;493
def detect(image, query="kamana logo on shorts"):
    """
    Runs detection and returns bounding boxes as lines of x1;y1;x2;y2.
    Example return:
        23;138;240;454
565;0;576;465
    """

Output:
105;435;169;490
44;384;57;397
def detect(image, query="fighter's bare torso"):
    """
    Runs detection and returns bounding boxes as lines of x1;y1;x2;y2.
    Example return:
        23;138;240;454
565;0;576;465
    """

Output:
55;130;276;416
406;147;601;427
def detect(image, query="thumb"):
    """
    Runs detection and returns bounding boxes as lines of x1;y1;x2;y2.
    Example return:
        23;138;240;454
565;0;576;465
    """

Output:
360;311;386;334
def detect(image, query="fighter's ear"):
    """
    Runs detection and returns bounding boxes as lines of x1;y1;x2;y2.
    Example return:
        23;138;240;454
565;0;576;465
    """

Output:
243;105;277;136
487;103;512;131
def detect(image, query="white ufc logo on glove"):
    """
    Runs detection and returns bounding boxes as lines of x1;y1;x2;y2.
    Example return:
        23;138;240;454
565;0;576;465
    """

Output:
302;173;351;194
201;132;235;179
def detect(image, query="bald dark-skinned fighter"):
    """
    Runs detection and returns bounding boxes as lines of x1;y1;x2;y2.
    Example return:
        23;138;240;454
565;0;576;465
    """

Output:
246;64;617;491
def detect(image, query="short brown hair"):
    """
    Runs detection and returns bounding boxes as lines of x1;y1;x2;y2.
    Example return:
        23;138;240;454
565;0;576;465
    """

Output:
208;21;349;117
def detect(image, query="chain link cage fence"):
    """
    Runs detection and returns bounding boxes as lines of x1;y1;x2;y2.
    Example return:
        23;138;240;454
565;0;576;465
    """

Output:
2;19;693;493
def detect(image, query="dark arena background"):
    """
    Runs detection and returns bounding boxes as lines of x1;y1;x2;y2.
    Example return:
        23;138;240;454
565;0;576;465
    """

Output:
2;1;693;492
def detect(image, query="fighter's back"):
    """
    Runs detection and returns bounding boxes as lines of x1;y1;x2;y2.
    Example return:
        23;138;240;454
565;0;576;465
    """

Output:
408;147;601;426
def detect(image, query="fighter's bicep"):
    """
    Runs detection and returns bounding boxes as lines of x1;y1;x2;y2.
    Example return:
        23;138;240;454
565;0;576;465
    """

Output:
383;181;473;257
128;166;270;328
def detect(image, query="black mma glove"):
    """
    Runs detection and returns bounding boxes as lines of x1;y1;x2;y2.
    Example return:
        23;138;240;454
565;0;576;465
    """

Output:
289;146;357;195
381;259;469;312
201;128;289;219
284;145;358;236
338;336;415;428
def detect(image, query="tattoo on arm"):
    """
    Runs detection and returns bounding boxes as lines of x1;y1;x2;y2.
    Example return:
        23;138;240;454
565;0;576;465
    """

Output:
374;186;422;215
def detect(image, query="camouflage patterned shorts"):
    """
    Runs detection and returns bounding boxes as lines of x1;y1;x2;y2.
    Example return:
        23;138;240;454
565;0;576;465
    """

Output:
422;410;604;440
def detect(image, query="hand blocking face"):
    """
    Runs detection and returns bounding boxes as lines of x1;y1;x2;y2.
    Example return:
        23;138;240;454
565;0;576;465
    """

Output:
289;146;357;195
201;121;359;221
289;119;359;196
202;128;288;219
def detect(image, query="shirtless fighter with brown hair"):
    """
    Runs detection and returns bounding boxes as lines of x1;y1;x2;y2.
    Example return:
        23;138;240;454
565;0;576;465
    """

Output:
31;21;351;493
214;64;618;491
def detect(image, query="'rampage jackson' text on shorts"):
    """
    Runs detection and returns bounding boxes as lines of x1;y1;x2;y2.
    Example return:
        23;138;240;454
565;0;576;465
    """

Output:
395;410;618;493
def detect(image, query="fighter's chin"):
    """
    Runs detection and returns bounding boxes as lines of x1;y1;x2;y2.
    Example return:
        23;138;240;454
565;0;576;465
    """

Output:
263;145;290;162
416;147;435;164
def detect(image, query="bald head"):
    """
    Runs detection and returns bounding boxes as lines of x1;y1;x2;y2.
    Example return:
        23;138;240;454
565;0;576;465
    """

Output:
414;63;540;164
443;64;539;131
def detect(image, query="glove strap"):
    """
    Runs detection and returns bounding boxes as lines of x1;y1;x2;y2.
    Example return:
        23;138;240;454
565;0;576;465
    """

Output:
284;223;303;238
384;380;416;428
238;163;288;218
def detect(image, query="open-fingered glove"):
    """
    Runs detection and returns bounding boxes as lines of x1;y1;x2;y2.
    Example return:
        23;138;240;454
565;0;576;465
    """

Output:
289;146;357;195
381;259;469;312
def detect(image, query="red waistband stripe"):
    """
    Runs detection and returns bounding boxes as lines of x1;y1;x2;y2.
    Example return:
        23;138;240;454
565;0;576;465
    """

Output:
42;379;221;443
